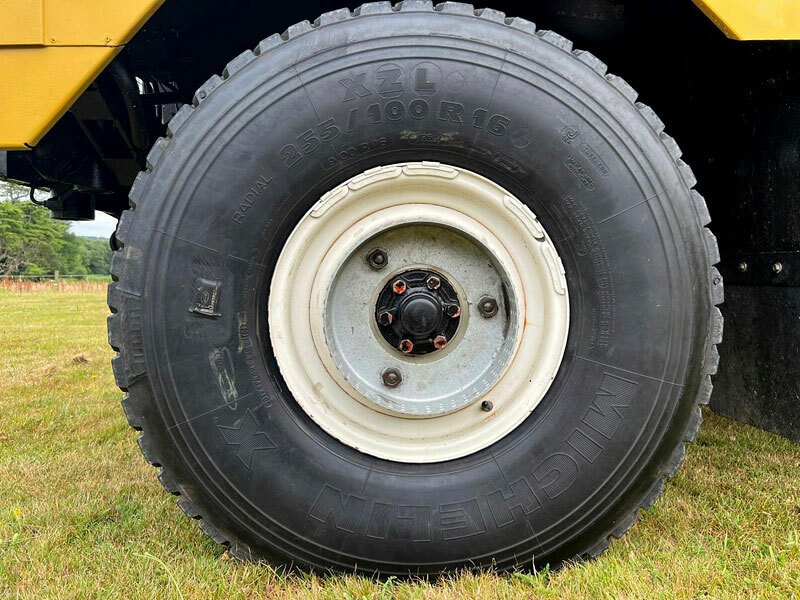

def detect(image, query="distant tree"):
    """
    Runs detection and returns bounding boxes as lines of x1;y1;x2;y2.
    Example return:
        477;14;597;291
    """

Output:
0;182;111;276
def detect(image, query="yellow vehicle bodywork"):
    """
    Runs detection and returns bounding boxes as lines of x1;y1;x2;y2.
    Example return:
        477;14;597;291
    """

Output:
0;0;164;151
694;0;800;41
0;0;797;151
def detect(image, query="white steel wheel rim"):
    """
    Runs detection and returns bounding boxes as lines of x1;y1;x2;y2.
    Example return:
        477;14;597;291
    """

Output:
269;162;569;463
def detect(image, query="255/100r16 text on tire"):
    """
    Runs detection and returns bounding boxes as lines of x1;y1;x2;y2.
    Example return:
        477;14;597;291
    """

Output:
108;2;723;574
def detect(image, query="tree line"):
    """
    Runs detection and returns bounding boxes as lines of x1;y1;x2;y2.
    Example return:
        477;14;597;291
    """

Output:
0;182;111;277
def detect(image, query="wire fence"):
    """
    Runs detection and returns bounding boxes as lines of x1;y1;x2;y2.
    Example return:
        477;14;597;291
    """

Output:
0;274;110;293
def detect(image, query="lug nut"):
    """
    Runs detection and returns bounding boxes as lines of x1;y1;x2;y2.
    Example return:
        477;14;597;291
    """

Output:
433;335;448;349
481;400;493;412
392;279;407;294
478;296;499;318
773;262;783;274
399;339;414;354
426;275;441;290
381;367;402;388
367;248;388;270
445;304;461;318
377;311;393;326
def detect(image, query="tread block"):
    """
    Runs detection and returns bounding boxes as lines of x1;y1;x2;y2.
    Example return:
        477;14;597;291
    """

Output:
537;29;573;51
255;34;282;55
435;2;474;15
475;7;505;23
315;8;351;26
659;132;682;161
711;267;725;305
677;158;698;188
691;190;712;226
606;74;638;103
193;74;223;106
665;444;686;478
636;102;665;134
137;434;161;467
223;50;256;79
640;479;665;510
704;229;721;264
354;2;392;16
505;16;536;34
573;50;607;75
284;20;313;39
711;307;724;344
166;104;193;138
397;0;435;11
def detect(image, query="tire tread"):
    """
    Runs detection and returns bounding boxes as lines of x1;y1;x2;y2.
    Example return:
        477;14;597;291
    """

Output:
108;3;723;572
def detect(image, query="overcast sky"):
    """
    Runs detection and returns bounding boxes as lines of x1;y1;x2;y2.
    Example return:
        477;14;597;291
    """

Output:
68;211;117;238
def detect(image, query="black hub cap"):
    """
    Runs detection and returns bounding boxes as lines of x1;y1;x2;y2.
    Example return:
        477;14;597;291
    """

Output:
375;269;461;355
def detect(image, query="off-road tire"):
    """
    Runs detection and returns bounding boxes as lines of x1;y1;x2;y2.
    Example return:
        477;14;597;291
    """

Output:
108;1;723;574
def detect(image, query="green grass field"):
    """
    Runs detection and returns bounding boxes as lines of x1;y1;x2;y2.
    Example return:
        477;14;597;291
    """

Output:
1;288;799;599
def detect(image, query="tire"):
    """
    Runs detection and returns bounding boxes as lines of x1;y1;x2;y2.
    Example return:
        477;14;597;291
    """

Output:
108;1;723;574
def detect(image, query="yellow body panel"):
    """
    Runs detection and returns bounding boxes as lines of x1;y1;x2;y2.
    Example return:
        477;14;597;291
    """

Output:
0;0;164;150
694;0;800;40
0;0;44;45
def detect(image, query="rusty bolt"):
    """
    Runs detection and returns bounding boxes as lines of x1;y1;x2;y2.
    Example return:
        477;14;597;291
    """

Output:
392;279;407;294
481;400;493;412
378;311;393;326
426;275;441;290
478;296;499;318
367;247;388;270
399;339;414;354
381;367;402;388
433;335;448;350
445;304;461;318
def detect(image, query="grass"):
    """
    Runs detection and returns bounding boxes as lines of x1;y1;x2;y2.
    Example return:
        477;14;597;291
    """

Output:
0;287;799;599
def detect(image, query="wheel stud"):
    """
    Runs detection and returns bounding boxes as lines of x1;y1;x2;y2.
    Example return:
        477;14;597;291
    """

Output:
392;279;407;294
481;400;493;412
478;296;499;318
399;339;414;353
377;310;393;326
426;275;441;290
367;247;388;270
433;335;448;349
381;367;402;388
445;304;461;318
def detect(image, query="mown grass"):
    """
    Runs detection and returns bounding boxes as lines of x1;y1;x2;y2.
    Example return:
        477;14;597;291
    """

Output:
0;288;799;599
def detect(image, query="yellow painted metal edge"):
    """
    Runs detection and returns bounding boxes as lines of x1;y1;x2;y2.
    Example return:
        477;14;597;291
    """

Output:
693;0;800;40
0;0;165;150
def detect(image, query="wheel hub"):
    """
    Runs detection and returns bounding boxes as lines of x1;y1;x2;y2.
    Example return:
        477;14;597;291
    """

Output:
269;162;569;462
375;269;461;355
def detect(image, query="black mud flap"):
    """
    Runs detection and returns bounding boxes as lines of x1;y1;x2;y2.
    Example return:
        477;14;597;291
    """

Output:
713;256;800;443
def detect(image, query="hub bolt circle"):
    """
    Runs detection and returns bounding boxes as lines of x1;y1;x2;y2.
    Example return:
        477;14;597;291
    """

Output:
381;367;402;388
426;275;441;290
399;339;414;354
392;280;407;294
478;296;499;318
378;311;393;326
433;335;448;349
367;248;388;270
